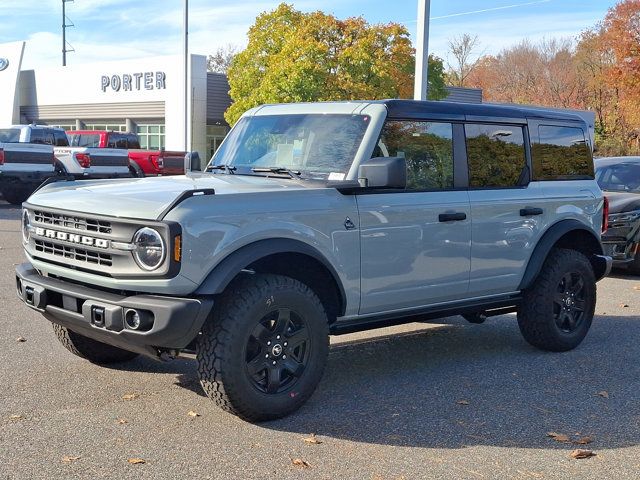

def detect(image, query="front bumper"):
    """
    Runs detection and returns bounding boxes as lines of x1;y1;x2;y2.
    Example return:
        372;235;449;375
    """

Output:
16;263;213;359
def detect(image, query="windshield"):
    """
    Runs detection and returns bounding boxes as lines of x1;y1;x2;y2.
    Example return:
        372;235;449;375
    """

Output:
210;114;370;178
596;162;640;193
0;129;21;143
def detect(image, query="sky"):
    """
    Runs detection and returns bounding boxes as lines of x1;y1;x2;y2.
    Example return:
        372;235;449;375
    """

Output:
0;0;618;70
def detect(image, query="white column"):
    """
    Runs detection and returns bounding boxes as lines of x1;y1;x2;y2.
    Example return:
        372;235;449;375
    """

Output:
413;0;431;101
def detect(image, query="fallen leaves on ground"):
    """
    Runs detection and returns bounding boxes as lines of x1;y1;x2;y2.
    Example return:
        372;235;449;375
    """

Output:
457;400;470;405
117;418;128;424
16;337;26;343
9;414;23;420
597;391;609;399
187;411;200;417
62;456;81;463
570;449;596;459
291;458;311;468
547;432;570;443
128;458;146;465
620;304;629;308
575;436;593;445
303;434;322;445
122;393;139;401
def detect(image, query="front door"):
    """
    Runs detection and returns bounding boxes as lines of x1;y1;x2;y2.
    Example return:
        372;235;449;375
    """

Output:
357;120;471;315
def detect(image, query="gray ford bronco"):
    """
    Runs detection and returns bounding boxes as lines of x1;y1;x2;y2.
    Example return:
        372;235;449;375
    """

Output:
16;100;612;421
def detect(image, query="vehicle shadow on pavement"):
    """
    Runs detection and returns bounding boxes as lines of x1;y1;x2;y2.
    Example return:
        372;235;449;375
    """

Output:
0;202;21;221
260;314;640;450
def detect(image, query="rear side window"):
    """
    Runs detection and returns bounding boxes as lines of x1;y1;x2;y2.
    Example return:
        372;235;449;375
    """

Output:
532;125;593;180
465;124;527;188
70;134;101;148
376;121;454;190
126;134;140;149
107;134;129;149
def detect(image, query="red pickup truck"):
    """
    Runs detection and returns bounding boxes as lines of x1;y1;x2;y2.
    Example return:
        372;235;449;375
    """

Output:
66;131;186;177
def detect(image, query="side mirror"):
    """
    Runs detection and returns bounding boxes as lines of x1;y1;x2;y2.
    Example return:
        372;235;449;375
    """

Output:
184;152;202;173
358;157;406;189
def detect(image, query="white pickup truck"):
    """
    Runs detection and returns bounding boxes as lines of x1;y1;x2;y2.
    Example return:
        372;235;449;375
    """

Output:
0;126;57;205
0;125;131;205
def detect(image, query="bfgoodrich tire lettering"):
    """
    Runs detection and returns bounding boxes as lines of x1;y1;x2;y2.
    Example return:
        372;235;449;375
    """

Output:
196;274;329;422
52;324;139;364
517;248;596;352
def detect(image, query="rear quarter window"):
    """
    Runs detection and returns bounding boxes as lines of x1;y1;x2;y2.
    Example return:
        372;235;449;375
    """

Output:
532;125;593;180
70;134;101;148
0;129;20;143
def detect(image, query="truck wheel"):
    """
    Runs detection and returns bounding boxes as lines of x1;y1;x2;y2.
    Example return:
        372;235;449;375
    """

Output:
52;324;139;364
2;186;32;205
196;274;330;422
627;247;640;275
517;248;596;352
129;163;145;178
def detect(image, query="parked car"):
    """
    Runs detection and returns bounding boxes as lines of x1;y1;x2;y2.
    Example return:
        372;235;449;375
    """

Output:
0;125;59;205
66;130;186;177
595;156;640;273
55;132;130;180
16;100;611;422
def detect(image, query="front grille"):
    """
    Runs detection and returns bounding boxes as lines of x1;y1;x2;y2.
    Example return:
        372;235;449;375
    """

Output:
35;239;113;267
33;210;112;234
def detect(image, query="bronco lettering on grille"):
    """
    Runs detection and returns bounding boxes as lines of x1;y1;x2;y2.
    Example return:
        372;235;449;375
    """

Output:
34;227;109;249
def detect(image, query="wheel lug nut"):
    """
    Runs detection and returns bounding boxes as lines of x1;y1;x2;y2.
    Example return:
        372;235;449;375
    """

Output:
276;335;281;339
283;342;288;346
265;354;269;358
282;355;287;359
272;361;276;365
267;341;271;346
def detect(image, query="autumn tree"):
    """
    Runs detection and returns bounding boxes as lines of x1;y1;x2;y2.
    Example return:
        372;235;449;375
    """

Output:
207;44;240;73
446;34;481;87
224;3;447;125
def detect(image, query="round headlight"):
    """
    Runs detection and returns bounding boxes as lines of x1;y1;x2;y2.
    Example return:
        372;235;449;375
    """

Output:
132;227;165;271
22;210;31;243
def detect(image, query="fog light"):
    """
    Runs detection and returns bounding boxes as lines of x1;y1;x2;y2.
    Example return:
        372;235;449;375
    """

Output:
124;309;153;331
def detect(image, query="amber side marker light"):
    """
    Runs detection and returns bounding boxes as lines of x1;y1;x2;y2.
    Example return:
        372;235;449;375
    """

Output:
174;235;182;262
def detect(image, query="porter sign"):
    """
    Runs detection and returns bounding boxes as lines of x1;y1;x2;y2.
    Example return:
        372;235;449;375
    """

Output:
100;72;166;92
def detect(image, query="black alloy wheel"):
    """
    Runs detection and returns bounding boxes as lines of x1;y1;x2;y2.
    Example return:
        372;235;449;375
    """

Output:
552;272;587;333
245;307;310;394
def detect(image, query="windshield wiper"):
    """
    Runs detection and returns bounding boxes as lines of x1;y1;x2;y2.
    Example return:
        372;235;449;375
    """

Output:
251;167;302;178
206;164;236;174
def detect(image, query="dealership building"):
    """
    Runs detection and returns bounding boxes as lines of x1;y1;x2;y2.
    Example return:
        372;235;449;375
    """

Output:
1;41;232;160
1;41;484;160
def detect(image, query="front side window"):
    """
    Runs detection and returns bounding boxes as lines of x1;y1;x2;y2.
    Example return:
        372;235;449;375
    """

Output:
596;163;640;192
532;125;593;180
466;124;527;188
212;114;370;178
377;121;454;190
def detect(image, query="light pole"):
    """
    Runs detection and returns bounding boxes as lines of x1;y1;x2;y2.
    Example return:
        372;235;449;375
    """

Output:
183;0;189;151
414;0;431;100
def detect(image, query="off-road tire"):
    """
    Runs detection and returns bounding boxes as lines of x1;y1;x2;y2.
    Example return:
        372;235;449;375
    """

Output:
517;248;596;352
52;324;139;364
129;163;145;178
628;248;640;275
2;186;32;205
196;274;330;422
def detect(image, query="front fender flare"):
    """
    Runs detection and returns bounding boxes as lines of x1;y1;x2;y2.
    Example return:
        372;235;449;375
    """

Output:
194;238;346;313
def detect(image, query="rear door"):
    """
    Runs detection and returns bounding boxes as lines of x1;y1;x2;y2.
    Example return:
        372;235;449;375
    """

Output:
357;120;471;315
464;121;546;297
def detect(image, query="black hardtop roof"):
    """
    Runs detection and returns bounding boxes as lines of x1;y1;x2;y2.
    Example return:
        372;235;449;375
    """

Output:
377;99;586;123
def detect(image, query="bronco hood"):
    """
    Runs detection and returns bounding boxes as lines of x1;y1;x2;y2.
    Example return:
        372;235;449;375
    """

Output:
26;174;315;220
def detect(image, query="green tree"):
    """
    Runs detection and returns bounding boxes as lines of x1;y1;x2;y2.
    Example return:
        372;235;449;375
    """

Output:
225;3;447;125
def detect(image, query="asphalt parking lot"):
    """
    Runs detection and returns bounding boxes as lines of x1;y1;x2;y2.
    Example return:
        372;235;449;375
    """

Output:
1;199;639;480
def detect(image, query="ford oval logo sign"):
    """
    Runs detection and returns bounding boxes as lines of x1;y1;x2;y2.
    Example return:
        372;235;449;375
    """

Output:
0;58;9;71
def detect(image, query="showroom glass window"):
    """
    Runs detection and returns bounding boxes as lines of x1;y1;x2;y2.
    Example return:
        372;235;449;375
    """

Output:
465;124;527;188
376;121;454;190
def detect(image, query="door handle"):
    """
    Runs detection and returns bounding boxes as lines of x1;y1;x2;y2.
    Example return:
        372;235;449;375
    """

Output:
439;212;467;222
520;207;544;216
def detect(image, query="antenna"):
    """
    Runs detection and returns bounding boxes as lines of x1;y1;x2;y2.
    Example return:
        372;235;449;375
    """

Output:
62;0;75;66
